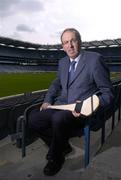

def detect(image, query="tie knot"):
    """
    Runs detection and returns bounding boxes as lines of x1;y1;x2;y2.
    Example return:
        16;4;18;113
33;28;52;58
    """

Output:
71;60;76;65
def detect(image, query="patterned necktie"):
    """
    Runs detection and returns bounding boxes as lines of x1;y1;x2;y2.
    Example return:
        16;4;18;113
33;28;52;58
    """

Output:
68;61;76;83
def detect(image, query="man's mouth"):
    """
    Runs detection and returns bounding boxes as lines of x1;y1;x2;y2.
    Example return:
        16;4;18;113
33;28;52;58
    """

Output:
68;49;75;53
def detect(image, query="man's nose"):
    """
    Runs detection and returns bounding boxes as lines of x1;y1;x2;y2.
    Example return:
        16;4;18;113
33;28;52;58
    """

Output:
68;41;73;47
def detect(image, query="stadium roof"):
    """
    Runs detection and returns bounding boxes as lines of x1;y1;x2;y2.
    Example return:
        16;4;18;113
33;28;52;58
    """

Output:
0;36;121;50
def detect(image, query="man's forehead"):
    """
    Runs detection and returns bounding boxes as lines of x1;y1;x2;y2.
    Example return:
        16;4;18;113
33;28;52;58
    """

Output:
62;31;76;39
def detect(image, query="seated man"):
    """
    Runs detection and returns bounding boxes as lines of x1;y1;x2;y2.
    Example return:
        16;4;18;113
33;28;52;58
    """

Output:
28;28;114;176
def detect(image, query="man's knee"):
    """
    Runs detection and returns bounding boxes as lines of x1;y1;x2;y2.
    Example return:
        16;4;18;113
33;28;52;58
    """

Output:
51;110;72;128
28;110;37;128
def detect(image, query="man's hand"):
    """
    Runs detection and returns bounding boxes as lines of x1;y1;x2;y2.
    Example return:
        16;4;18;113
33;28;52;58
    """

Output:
72;108;87;117
40;102;51;111
72;111;81;117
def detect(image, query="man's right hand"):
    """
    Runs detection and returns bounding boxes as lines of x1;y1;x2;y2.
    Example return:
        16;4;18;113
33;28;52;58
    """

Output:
40;103;51;111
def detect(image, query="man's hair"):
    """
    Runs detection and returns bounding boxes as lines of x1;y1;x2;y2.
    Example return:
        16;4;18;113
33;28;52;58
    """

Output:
61;28;82;44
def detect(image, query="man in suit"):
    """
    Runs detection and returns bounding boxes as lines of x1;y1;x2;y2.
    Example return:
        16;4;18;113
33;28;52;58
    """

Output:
29;28;114;176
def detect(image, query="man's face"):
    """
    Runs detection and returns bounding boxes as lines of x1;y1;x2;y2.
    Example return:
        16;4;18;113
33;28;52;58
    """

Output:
61;31;81;59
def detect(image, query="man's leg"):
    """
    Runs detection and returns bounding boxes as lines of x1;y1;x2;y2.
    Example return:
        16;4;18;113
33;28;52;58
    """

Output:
28;108;54;146
48;110;74;159
44;110;76;175
29;108;80;176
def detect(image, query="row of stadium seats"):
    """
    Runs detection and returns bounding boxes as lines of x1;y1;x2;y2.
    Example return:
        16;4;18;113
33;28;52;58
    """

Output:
0;90;47;139
0;64;57;72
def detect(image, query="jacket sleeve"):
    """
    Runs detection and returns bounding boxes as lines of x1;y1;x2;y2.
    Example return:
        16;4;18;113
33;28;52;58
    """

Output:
43;74;62;104
93;55;114;107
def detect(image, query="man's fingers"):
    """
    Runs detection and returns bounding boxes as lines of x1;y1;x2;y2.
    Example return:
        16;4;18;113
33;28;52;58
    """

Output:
40;103;51;111
72;111;81;117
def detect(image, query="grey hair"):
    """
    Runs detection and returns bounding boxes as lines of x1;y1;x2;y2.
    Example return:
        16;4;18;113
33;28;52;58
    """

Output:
61;28;82;44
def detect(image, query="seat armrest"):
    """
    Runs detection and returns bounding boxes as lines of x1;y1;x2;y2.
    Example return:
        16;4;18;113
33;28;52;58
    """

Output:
23;101;43;122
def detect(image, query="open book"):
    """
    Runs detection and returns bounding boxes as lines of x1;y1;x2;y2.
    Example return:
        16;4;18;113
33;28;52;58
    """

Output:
47;94;99;116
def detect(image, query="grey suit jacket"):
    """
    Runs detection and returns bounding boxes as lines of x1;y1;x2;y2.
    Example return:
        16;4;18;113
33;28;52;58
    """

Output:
44;50;114;108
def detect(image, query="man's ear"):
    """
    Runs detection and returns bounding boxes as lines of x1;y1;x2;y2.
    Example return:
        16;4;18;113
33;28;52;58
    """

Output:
62;46;66;52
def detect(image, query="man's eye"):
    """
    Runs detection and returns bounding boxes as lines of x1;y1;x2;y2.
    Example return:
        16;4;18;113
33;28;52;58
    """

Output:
63;41;68;45
63;39;77;45
72;39;77;43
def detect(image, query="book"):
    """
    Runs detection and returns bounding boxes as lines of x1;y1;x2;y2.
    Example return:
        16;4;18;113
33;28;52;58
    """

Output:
47;94;99;116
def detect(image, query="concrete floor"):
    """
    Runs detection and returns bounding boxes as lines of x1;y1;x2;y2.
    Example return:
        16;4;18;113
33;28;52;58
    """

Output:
0;115;121;180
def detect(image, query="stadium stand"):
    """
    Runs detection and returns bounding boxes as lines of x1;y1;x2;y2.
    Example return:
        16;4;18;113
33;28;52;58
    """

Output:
0;64;56;72
1;36;121;72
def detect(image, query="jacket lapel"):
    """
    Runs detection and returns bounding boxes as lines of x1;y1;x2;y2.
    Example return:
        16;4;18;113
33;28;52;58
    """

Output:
61;57;70;88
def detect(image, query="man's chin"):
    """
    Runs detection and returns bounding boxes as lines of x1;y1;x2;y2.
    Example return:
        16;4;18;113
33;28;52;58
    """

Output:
67;51;78;59
68;54;77;59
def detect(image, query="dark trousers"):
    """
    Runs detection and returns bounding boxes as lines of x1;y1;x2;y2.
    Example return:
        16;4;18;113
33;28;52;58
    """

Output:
28;108;86;161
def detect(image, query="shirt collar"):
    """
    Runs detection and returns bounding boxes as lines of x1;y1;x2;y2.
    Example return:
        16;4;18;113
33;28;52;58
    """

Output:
70;54;81;63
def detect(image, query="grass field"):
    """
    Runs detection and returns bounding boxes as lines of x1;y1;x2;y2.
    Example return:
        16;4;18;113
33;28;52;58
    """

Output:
0;72;56;98
0;72;121;98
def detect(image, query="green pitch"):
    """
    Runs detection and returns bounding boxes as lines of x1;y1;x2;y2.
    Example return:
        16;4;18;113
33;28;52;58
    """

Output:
0;72;121;98
0;72;56;98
